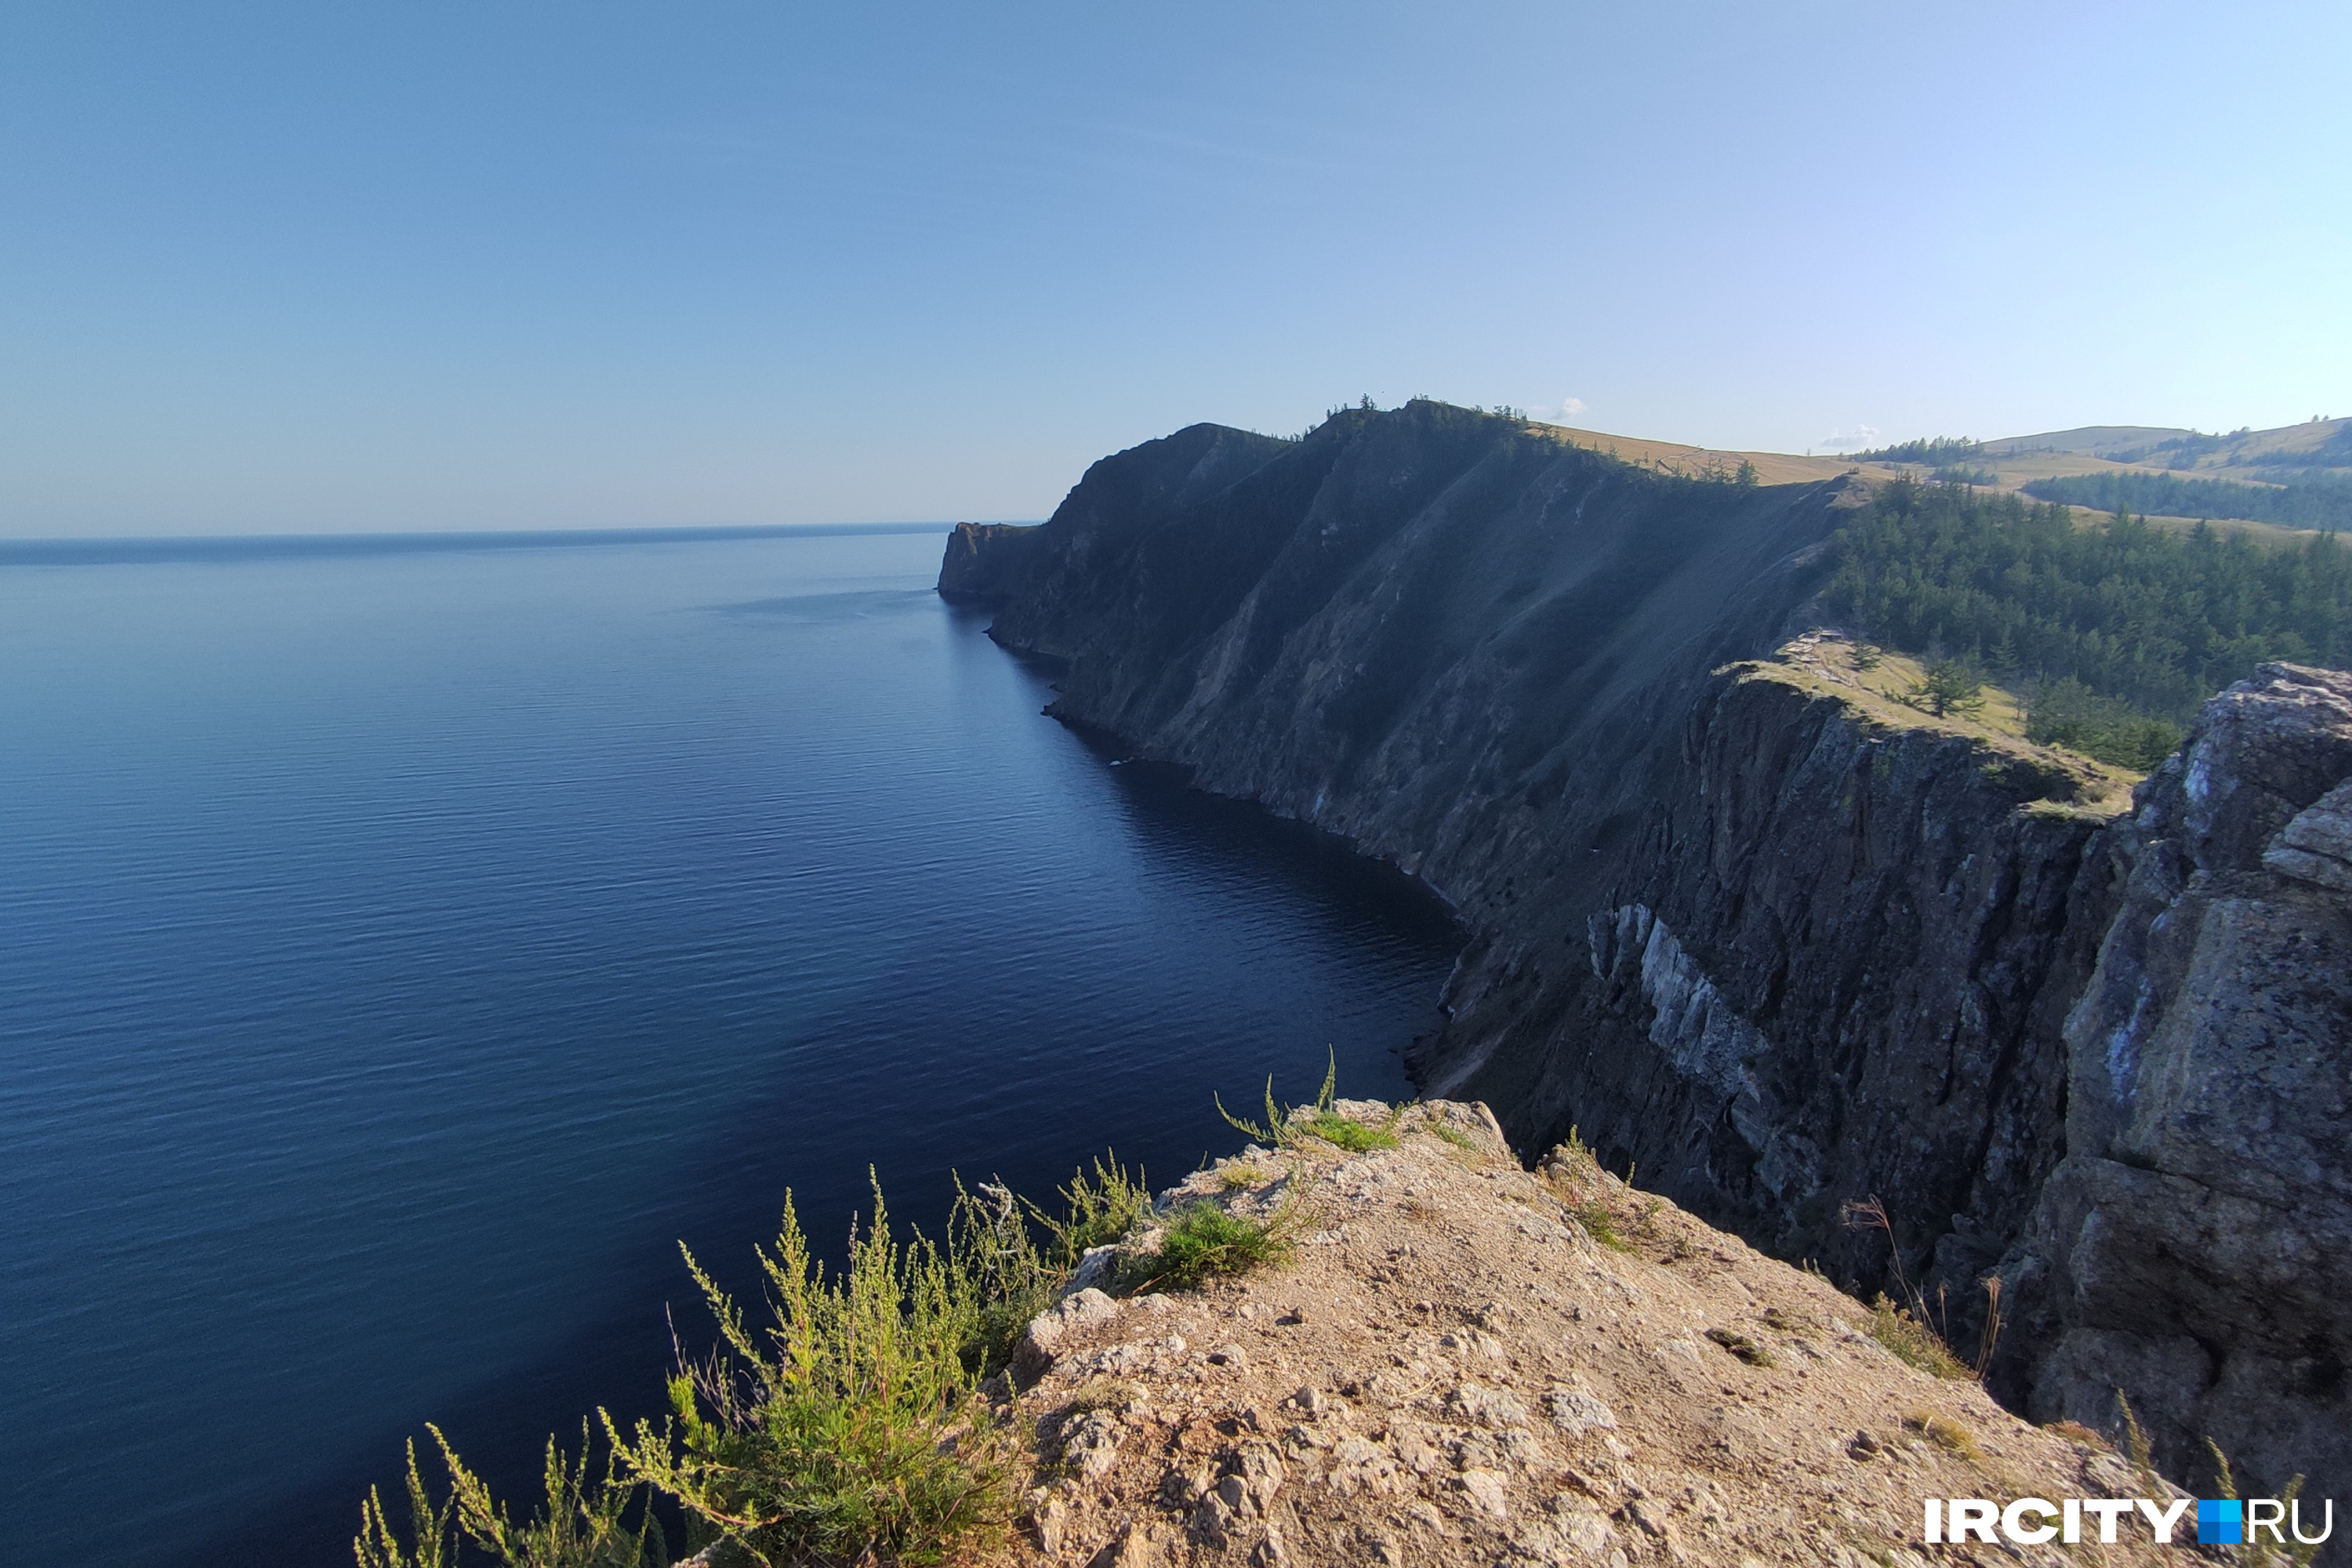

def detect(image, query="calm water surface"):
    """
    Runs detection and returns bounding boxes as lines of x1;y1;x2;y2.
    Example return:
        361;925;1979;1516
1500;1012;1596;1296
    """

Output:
0;529;1459;1566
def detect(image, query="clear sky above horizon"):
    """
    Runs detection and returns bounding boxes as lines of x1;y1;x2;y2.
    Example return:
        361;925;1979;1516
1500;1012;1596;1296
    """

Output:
4;2;2347;537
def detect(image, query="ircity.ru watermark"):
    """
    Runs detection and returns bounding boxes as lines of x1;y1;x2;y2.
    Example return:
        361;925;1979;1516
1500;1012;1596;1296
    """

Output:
1922;1495;2334;1548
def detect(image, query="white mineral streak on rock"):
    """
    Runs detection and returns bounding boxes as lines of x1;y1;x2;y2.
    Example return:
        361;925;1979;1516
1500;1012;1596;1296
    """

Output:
1590;902;1767;1098
1587;902;1818;1199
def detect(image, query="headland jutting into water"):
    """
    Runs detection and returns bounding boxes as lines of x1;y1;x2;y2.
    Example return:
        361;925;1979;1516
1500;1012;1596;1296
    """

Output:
334;404;2351;1567
942;400;2352;1512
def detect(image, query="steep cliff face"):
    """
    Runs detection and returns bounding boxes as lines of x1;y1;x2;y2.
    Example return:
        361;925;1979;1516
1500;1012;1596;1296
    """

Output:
965;403;2108;1290
939;522;1052;606
949;403;2352;1498
2005;664;2352;1494
1549;666;2118;1294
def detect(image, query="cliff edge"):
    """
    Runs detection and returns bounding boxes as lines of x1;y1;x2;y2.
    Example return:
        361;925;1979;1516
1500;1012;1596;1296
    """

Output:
990;1102;2183;1568
942;404;2352;1506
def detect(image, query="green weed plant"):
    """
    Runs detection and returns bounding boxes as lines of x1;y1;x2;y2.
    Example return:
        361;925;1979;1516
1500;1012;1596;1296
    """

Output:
1545;1128;1635;1254
949;1153;1148;1375
1215;1047;1400;1152
2203;1436;2324;1567
357;1425;665;1568
1867;1295;1971;1380
361;1160;1139;1568
603;1176;1016;1568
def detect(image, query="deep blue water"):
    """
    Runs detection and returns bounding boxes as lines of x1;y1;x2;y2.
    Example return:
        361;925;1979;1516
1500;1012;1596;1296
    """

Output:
0;528;1460;1566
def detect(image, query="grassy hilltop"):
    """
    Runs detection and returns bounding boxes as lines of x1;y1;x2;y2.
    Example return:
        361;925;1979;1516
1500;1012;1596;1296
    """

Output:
1847;416;2352;543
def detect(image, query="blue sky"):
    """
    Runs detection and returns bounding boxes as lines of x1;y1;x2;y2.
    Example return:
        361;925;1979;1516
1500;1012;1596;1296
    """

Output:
3;2;2347;535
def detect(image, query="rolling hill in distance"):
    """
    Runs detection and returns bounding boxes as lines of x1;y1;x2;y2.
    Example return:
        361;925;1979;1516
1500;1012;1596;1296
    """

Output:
1525;412;2352;541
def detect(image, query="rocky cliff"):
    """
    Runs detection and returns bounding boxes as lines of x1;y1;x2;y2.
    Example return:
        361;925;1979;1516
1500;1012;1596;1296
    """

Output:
2005;664;2352;1510
946;402;2352;1504
941;521;1053;606
989;1100;2187;1568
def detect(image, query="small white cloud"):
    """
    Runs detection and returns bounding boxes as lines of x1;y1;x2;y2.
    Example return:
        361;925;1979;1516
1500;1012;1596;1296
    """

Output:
1818;424;1880;452
1560;397;1588;419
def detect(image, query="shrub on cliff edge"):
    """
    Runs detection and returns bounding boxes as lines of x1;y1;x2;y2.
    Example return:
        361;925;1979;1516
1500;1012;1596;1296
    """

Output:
951;1152;1149;1375
361;1167;1063;1568
350;1141;1192;1566
356;1424;666;1568
604;1175;1018;1568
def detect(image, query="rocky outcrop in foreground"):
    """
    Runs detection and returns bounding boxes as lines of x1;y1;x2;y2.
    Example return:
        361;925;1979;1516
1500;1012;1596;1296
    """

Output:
942;405;2352;1506
994;1103;2180;1568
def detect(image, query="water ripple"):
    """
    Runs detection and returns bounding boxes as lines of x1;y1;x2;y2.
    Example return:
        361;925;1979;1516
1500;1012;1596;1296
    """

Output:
0;531;1458;1567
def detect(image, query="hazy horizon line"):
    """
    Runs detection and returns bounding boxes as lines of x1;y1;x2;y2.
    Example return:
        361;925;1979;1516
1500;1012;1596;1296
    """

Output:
0;520;1026;567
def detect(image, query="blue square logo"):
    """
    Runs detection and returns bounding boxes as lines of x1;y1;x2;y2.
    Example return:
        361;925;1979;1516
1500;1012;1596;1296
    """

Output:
2199;1499;2245;1545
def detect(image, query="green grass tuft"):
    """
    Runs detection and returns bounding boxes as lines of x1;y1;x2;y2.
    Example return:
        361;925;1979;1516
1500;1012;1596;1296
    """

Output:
1571;1201;1633;1253
1214;1047;1401;1154
1294;1109;1399;1152
1127;1203;1293;1293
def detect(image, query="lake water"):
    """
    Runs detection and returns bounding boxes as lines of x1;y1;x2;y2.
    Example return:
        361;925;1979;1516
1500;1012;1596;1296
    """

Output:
0;528;1460;1566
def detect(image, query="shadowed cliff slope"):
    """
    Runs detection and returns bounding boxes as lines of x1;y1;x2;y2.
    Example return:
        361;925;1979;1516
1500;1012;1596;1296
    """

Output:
953;403;2093;1288
946;402;2352;1501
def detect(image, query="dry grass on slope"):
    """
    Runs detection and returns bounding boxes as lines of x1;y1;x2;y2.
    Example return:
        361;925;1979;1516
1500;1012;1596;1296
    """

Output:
1740;631;2140;817
1527;421;1887;488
